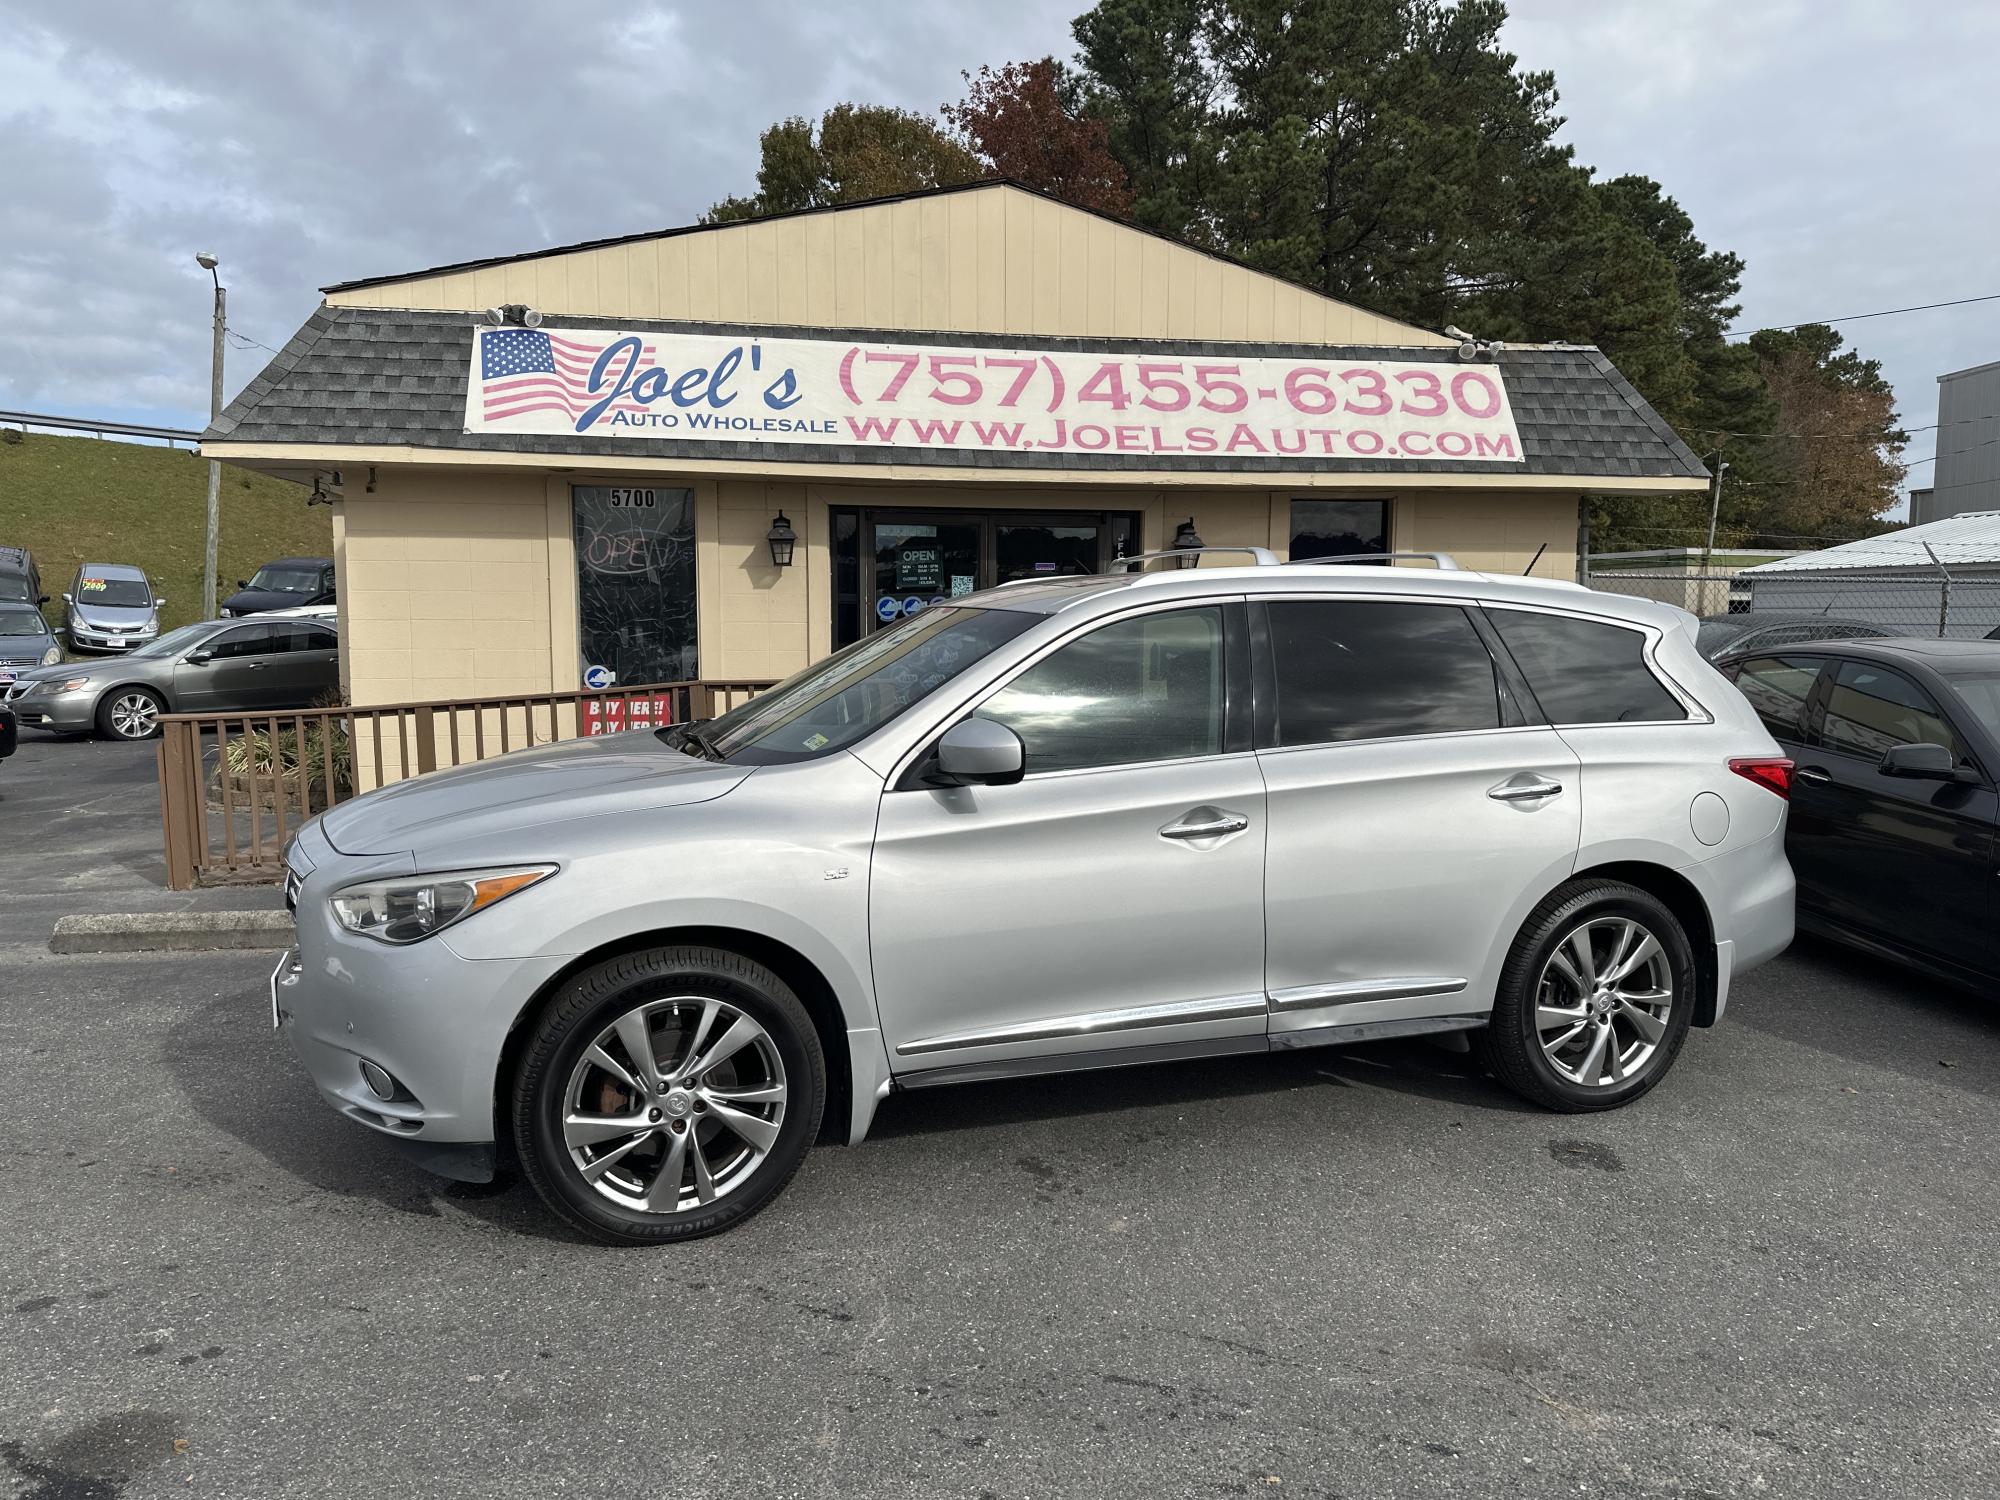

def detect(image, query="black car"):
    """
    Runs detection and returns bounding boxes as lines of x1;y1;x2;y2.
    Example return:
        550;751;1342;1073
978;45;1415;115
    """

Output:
0;700;16;764
221;556;335;617
1696;610;1890;662
1716;638;2000;990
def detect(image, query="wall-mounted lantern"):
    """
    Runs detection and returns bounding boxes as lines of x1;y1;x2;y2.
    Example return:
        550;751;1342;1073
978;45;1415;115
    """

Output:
1172;517;1203;569
767;511;798;568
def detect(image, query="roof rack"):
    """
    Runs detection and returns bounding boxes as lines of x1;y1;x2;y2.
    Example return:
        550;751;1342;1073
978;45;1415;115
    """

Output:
1111;546;1462;574
1289;551;1461;571
1112;546;1282;572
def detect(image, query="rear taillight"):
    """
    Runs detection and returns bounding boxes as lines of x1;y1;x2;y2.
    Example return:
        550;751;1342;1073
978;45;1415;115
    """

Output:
1728;757;1793;800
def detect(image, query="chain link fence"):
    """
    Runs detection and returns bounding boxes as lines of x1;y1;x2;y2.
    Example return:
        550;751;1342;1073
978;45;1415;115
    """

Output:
1589;541;2000;641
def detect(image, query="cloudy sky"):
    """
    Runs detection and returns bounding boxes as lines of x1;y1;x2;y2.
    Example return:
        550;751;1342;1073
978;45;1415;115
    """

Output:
5;0;1996;512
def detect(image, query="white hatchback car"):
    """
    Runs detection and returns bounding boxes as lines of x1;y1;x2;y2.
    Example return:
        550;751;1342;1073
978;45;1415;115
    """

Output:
276;549;1796;1243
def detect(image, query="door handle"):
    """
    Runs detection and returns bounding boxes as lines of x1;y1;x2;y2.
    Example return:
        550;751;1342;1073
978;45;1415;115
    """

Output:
1487;774;1563;802
1795;766;1831;785
1160;810;1250;841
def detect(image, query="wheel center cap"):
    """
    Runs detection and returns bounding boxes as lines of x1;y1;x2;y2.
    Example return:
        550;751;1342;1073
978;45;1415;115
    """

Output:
660;1089;693;1119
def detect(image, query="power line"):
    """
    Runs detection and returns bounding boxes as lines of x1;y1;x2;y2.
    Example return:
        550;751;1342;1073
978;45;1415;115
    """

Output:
1725;291;2000;340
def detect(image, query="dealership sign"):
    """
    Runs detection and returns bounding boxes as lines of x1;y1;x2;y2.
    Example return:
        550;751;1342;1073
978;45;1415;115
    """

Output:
466;327;1523;463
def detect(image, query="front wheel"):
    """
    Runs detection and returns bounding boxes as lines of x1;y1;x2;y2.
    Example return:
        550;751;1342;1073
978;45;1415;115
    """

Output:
97;687;165;741
512;946;825;1245
1472;880;1696;1112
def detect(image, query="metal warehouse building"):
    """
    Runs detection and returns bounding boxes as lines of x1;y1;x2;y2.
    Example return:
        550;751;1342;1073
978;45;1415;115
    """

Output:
200;180;1708;710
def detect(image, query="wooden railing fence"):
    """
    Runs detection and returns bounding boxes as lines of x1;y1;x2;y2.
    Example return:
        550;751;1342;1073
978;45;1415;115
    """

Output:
156;679;770;889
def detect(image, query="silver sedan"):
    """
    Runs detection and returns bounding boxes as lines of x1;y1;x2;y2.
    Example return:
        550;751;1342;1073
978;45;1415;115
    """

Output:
4;616;339;739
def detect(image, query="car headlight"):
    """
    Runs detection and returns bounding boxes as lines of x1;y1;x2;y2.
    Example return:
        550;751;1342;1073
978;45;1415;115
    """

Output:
57;676;93;691
40;645;60;665
329;866;554;945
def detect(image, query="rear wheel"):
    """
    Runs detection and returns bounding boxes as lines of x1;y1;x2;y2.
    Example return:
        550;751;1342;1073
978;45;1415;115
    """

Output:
512;946;825;1245
1472;880;1695;1111
97;687;164;741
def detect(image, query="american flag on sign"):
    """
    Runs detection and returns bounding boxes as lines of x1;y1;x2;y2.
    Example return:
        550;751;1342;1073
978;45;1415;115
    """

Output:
477;328;656;425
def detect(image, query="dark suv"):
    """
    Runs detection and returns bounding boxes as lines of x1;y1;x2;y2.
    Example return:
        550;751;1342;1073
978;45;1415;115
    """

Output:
221;557;336;617
0;547;46;609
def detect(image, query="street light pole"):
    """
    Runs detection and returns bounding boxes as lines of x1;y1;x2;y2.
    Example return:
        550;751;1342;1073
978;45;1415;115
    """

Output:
197;252;225;620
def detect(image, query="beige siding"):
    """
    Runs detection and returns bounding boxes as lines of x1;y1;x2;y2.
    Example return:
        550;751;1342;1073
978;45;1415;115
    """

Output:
326;185;1451;348
331;468;1578;715
1398;491;1579;580
338;471;557;708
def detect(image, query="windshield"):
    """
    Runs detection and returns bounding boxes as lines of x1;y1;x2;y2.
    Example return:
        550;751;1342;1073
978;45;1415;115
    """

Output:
0;607;48;636
128;622;218;660
698;606;1037;765
74;575;152;608
1944;673;2000;747
248;564;323;593
1696;619;1749;656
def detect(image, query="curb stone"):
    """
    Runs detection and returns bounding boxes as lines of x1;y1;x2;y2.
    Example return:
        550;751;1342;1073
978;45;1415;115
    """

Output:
50;911;297;954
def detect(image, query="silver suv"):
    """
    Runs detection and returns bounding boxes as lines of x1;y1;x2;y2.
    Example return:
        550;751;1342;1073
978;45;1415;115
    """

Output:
275;550;1795;1244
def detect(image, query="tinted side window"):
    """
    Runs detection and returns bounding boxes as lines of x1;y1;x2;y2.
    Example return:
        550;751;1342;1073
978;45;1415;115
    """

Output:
1491;610;1687;724
977;607;1225;773
1264;600;1499;745
207;627;278;660
271;623;335;653
1729;654;1822;742
1821;662;1959;759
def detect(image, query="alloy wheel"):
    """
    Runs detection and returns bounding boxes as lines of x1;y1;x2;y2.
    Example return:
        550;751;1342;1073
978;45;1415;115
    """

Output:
560;995;789;1215
108;691;160;739
1534;916;1675;1088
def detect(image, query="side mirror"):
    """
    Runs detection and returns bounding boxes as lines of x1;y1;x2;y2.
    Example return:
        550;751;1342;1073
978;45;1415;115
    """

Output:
236;579;248;590
37;594;49;606
929;718;1025;787
154;596;167;607
61;592;72;604
184;650;214;666
1879;742;1969;782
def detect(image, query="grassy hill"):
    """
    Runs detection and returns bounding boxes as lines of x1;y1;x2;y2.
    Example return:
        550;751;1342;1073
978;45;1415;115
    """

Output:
0;430;332;637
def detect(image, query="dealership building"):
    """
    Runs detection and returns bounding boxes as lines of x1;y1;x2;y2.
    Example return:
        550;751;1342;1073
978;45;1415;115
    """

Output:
202;181;1708;708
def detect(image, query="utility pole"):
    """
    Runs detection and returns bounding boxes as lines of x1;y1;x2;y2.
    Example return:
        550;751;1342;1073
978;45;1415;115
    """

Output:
1702;455;1729;572
197;252;225;619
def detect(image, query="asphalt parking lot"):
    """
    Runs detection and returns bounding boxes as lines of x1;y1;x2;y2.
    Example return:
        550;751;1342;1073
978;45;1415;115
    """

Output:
0;729;277;947
3;931;1997;1498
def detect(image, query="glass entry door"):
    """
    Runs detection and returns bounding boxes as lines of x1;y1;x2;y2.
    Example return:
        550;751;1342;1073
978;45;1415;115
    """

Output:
856;509;1139;635
870;518;982;630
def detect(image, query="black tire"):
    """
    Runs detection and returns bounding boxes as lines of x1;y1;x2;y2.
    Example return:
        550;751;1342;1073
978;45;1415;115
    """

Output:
511;945;824;1245
1471;879;1696;1112
95;686;165;741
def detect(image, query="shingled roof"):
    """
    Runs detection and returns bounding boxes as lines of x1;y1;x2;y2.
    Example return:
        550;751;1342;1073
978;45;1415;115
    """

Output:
205;305;1708;483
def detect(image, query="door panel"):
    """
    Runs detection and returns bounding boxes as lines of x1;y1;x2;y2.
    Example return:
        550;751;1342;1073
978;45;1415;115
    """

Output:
173;626;279;712
1259;730;1581;1031
870;600;1263;1070
870;755;1269;1068
1786;660;1995;969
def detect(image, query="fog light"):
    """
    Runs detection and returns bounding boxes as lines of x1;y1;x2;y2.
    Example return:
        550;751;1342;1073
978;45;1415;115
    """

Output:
359;1060;398;1100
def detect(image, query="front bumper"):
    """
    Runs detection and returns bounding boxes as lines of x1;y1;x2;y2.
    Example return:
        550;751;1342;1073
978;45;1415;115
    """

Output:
4;686;99;732
276;824;571;1154
68;632;152;652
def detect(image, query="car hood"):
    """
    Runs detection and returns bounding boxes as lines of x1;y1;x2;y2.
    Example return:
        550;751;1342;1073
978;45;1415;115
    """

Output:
0;637;54;663
318;731;753;856
222;588;311;615
71;603;157;627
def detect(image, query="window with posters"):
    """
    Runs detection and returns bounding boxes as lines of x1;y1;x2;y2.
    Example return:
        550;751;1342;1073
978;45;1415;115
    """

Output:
572;484;697;689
